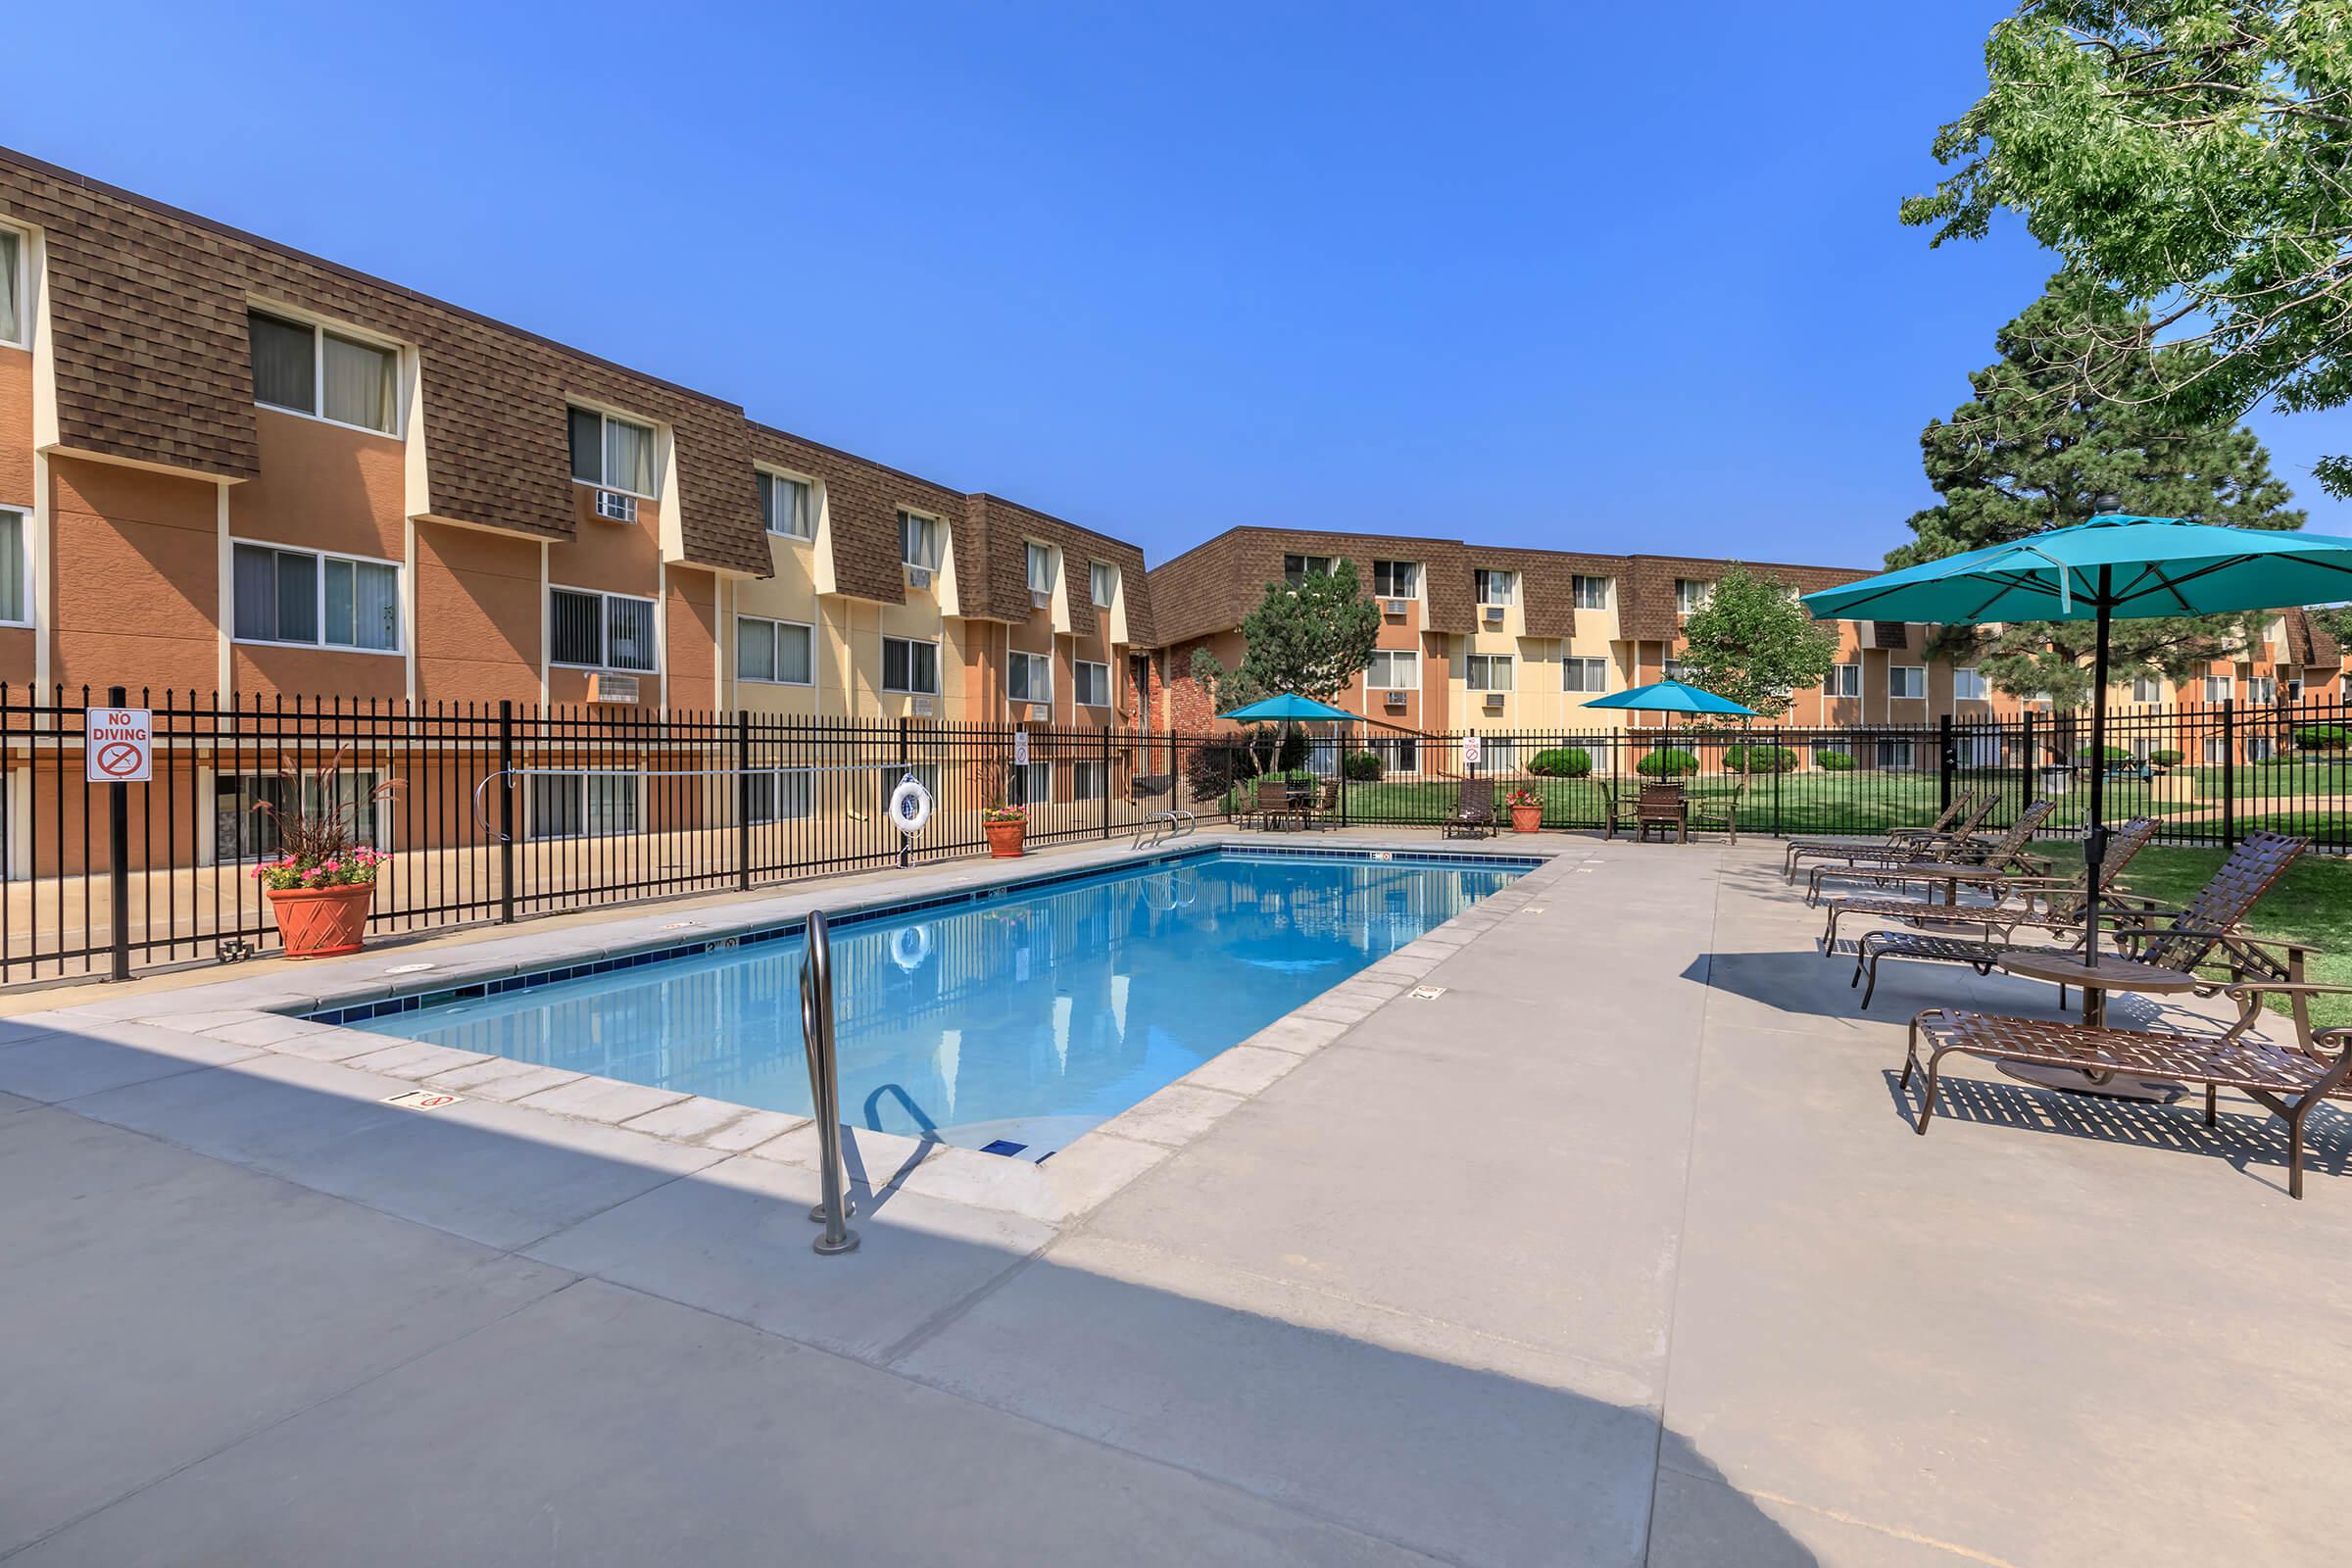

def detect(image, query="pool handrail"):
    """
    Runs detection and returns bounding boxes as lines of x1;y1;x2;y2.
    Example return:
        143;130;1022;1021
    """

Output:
800;908;859;1256
1134;808;1196;852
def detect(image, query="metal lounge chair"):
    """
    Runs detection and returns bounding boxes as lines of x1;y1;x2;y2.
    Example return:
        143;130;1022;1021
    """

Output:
1903;977;2352;1199
1799;799;2056;907
1446;776;1497;839
1833;816;2162;1006
1782;789;1990;880
1686;780;1742;844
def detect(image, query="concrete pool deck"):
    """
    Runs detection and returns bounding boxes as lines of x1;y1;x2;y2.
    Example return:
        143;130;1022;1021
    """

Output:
3;832;2349;1563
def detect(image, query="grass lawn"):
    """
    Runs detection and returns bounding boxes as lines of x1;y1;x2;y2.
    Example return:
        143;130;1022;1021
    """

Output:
2039;843;2352;1030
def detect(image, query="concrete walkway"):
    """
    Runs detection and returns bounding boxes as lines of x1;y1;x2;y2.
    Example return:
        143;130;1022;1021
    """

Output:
3;837;2348;1564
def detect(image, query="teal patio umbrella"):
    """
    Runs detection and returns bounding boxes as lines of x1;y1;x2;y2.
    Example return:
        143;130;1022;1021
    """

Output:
1217;692;1360;777
1582;678;1760;776
1800;514;2352;972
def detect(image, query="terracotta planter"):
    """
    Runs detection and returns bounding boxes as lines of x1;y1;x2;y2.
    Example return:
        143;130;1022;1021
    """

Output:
267;882;375;958
984;819;1026;859
1508;803;1544;834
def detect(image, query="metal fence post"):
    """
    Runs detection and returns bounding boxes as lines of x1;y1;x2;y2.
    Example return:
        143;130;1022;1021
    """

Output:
2222;697;2236;852
897;713;912;869
2019;708;2034;829
105;686;131;982
1936;713;1954;815
736;708;753;892
1099;723;1112;840
1771;725;1783;839
497;699;515;924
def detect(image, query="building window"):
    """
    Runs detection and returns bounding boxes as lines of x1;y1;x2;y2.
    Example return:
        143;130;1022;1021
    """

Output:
1283;553;1335;585
549;587;658;672
2249;675;2277;704
1090;562;1116;607
1675;578;1710;614
1466;654;1513;691
1889;665;1926;700
746;768;814;824
1367;650;1419;690
1372;561;1419;598
1073;760;1107;801
0;227;22;347
231;543;402;653
1074;661;1111;707
248;311;399;434
2132;674;2162;704
2204;736;2229;765
1479;738;1519;773
1562;656;1609;693
1953;666;1988;702
1026;542;1054;597
1474;569;1517;607
883;636;940;695
2246;735;2278;762
568;408;656;497
1572;575;1610;611
1828;662;1860;698
527;772;639;840
1008;650;1053;705
217;768;390;859
2205;675;2233;703
760;473;813;540
736;616;812;685
1876;739;1916;769
0;509;25;625
1373;736;1419;774
901;512;943;570
1013;760;1053;805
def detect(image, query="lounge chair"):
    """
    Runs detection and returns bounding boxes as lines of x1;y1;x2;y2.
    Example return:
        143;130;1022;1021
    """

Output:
1782;790;1991;879
1686;781;1743;844
1799;800;2057;906
1903;975;2352;1198
1831;816;2161;1006
1446;776;1497;839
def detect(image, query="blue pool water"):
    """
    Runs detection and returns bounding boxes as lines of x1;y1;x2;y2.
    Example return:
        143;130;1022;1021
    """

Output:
338;849;1526;1157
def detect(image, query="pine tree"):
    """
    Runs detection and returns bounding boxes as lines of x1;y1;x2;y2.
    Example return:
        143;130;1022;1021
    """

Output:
1897;277;2304;705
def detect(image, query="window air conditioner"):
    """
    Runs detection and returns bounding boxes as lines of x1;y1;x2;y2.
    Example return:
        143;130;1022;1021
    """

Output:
586;672;639;705
593;490;637;523
1031;589;1052;610
1483;605;1505;624
910;696;934;717
1383;598;1408;616
1482;690;1505;708
905;565;933;590
1383;690;1408;709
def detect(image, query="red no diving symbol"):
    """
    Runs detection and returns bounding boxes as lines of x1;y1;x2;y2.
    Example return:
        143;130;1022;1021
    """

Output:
96;741;143;778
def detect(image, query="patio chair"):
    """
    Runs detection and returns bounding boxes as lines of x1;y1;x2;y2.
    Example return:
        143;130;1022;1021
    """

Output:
1902;975;2352;1199
1632;782;1689;844
1831;816;2161;1006
1799;800;2057;906
1686;781;1743;844
1251;777;1298;831
1783;790;1995;881
1445;776;1497;839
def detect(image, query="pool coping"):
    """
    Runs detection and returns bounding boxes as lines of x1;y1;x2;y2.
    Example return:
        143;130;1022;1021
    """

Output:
33;832;1592;1227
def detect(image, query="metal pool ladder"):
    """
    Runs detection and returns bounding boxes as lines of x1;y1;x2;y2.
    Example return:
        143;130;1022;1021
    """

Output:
1134;808;1196;852
800;908;859;1256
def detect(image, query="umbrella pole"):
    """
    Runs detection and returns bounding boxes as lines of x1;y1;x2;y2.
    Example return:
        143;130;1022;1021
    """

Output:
2082;568;2113;973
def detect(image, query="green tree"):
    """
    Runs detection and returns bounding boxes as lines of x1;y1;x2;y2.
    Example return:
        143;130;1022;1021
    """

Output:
1673;564;1838;720
1896;277;2305;705
1903;3;2352;494
1190;561;1381;768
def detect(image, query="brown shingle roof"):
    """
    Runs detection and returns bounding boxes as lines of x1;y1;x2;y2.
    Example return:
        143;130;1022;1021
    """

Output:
1148;526;1475;645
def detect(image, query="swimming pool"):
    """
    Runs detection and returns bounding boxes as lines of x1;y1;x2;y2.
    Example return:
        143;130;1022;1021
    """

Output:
329;848;1529;1158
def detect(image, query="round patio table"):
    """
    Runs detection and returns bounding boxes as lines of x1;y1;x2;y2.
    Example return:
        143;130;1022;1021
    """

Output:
1991;949;2204;1103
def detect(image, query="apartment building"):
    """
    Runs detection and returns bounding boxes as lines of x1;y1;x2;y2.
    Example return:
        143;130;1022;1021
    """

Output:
1145;527;2345;762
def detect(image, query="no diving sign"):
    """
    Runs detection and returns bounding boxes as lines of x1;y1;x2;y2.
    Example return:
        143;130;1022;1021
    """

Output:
85;708;153;784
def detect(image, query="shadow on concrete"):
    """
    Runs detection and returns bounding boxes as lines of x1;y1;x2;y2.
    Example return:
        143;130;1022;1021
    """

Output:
0;1025;1824;1567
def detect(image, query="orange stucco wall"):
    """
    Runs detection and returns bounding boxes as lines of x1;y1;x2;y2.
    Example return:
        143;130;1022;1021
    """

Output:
665;568;718;713
50;456;220;698
0;345;34;687
414;521;541;708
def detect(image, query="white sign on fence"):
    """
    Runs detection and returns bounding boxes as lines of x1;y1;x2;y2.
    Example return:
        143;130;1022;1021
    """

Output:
85;707;153;784
1461;734;1483;768
1012;728;1031;767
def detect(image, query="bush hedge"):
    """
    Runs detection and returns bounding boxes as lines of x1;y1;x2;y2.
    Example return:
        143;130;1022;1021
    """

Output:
2295;724;2348;750
2078;745;2132;764
1637;748;1699;777
1342;750;1385;782
2150;749;2183;767
1814;750;1854;771
1527;747;1592;778
1723;744;1797;775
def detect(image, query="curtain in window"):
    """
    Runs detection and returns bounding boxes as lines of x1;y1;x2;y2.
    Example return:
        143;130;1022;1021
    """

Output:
587;775;638;836
606;597;657;671
527;775;582;840
0;231;19;344
766;477;810;538
0;512;22;622
248;314;317;413
275;551;318;643
322;334;396;432
323;559;400;651
883;638;910;692
901;514;941;568
232;545;277;639
1028;547;1052;592
568;409;602;485
550;589;603;665
775;623;811;684
604;419;654;496
737;617;776;681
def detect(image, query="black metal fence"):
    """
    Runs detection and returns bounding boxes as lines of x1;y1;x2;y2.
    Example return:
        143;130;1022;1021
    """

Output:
6;687;2345;985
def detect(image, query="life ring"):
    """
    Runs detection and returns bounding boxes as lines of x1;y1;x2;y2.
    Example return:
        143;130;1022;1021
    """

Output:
888;773;933;835
890;922;932;972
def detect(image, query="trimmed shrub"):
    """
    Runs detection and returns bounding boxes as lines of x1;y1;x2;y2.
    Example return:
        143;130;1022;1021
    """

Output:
1723;744;1797;775
2150;749;2183;768
2078;745;2132;764
1637;748;1699;777
2295;724;2348;751
1527;747;1592;778
1342;750;1385;782
1814;750;1854;771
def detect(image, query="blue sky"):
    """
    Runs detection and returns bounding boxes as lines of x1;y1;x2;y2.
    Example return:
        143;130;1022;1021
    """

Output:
8;1;2345;566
